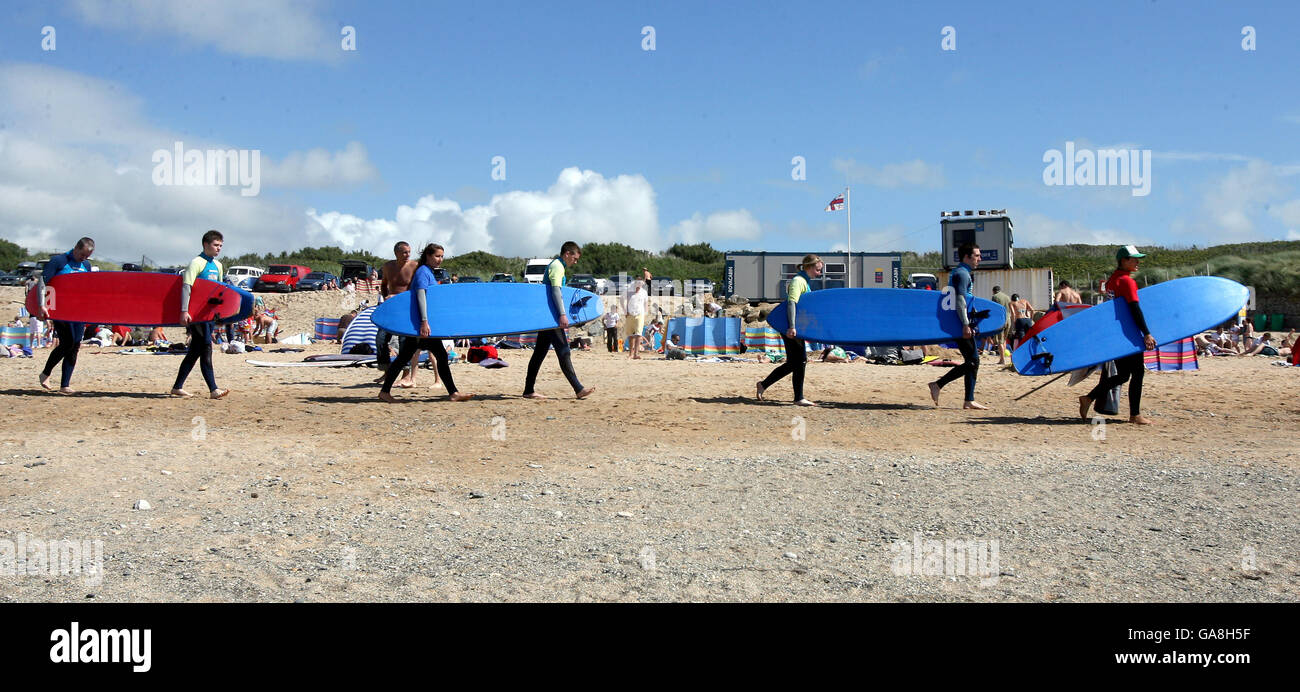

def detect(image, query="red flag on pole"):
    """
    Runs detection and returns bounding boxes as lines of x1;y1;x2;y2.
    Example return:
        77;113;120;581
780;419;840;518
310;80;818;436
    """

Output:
824;194;845;212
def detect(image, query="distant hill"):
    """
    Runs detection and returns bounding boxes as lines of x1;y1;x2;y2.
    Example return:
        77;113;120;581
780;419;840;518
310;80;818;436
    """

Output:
900;240;1300;299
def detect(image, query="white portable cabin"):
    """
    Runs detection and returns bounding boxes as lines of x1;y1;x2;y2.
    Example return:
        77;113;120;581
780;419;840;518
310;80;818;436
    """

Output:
723;251;902;302
940;210;1014;270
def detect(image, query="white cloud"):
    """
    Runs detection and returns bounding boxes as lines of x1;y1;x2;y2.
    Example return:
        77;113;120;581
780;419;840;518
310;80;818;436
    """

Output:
263;142;378;188
0;64;375;263
307;168;758;259
70;0;338;61
831;158;945;188
1203;160;1285;237
667;210;760;246
1153;151;1253;163
1016;212;1144;247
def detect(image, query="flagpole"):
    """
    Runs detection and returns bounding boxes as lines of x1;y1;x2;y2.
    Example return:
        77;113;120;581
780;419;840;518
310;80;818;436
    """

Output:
846;186;852;288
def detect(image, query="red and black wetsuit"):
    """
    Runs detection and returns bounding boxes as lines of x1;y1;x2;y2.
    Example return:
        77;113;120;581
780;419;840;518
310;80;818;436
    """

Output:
1087;270;1152;416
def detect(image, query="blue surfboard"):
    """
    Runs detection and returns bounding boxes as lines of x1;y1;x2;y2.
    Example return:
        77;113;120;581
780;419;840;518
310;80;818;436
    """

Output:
217;284;255;325
371;284;604;338
766;287;1007;346
1012;276;1247;376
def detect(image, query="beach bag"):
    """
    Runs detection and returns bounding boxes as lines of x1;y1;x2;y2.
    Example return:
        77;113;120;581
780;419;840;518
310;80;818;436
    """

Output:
467;345;498;363
1094;360;1122;416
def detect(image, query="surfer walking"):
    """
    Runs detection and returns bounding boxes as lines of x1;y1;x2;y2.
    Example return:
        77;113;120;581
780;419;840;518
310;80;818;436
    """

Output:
523;241;596;400
171;230;230;399
1077;245;1155;425
378;243;473;403
756;254;822;406
37;237;95;395
928;243;989;410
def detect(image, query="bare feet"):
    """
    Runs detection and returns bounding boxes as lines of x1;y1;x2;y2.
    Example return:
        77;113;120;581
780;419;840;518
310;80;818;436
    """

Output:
396;380;414;389
210;388;230;399
795;398;818;407
429;380;443;390
58;387;76;396
1130;414;1154;425
963;401;989;410
576;386;596;399
450;392;474;402
1078;395;1092;420
928;382;941;407
169;388;193;398
523;392;548;400
39;373;53;390
377;391;397;403
755;381;766;401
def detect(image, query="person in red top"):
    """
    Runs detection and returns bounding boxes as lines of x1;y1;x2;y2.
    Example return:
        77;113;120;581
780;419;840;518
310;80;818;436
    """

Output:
1077;245;1157;425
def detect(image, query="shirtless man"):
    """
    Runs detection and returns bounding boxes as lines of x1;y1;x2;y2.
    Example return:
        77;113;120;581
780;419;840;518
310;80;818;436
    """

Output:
1054;280;1082;306
376;241;420;380
1009;293;1035;346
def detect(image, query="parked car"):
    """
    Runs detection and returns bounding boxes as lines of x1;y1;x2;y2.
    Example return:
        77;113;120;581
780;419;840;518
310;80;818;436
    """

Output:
156;266;184;275
121;263;143;272
570;274;597;293
650;276;677;296
255;264;311;292
433;268;450;284
491;273;515;283
298;271;338;290
0;270;22;286
458;275;483;283
606;274;631;295
338;260;374;285
685;278;715;296
226;265;264;289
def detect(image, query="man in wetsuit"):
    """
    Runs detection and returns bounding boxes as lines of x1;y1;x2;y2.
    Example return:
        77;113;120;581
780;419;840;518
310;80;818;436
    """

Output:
928;243;989;410
37;237;95;394
1077;245;1156;425
523;241;595;400
171;229;230;399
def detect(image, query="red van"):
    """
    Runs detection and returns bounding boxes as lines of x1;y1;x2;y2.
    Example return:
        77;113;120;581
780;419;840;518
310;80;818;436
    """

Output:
254;264;311;292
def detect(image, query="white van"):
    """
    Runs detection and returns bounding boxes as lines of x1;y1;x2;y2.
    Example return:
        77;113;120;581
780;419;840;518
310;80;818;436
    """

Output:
226;265;265;289
523;258;553;284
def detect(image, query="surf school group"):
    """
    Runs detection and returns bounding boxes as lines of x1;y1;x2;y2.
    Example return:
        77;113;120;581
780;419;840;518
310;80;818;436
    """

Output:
29;232;598;405
30;226;1250;428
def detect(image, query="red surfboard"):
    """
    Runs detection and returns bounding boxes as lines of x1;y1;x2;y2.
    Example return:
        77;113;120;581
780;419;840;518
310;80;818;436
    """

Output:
25;272;249;326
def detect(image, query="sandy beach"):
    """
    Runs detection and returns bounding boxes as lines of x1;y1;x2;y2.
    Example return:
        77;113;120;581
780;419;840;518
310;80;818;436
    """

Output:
2;285;1298;602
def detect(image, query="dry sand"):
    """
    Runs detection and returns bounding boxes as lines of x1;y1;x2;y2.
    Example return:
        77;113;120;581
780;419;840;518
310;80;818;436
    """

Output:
2;286;1297;602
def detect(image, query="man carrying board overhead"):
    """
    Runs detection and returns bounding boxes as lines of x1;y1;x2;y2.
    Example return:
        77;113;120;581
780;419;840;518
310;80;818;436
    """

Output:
170;230;230;399
928;243;989;410
523;241;595;400
1076;245;1156;425
37;237;95;394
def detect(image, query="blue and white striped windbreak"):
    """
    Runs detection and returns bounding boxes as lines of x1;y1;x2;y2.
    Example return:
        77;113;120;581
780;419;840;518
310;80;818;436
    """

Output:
341;305;379;354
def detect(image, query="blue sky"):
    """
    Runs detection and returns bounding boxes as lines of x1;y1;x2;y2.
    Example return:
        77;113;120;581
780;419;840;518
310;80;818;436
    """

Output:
1;0;1297;265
